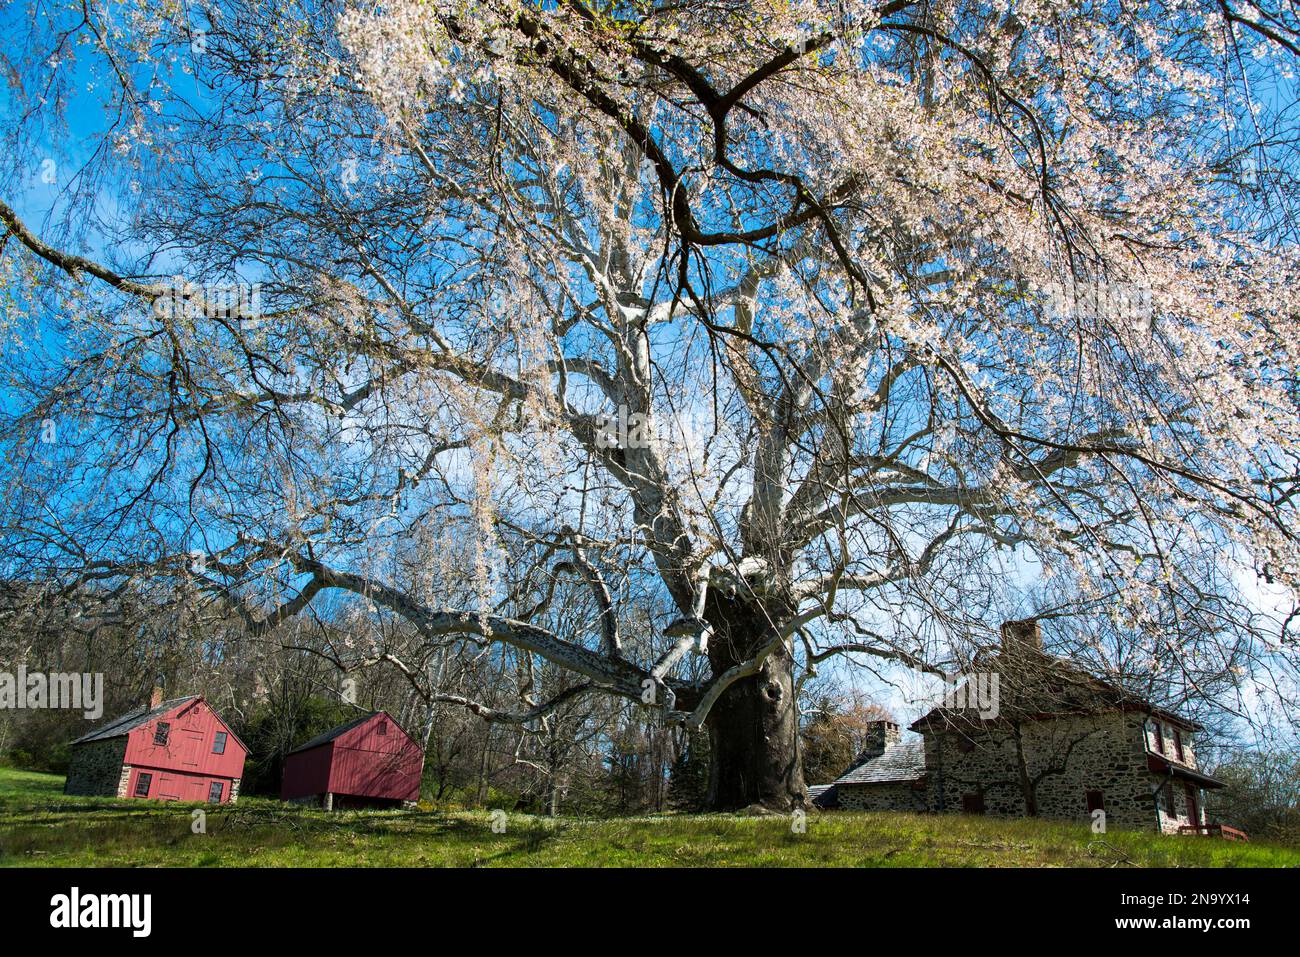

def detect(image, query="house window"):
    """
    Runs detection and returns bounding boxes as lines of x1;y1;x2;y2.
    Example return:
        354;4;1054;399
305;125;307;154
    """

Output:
377;721;388;736
961;792;985;814
1164;780;1176;816
1173;729;1184;762
134;772;152;797
212;731;227;755
208;781;223;803
1184;785;1199;825
1086;789;1105;813
153;722;171;747
1151;721;1164;754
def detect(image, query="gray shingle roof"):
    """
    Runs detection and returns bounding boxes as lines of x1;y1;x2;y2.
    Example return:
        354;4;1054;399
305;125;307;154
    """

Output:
807;783;838;808
70;696;199;745
832;738;926;785
287;711;387;755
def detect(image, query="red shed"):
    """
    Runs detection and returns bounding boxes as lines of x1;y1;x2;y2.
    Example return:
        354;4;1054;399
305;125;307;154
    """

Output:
64;692;247;804
280;711;423;809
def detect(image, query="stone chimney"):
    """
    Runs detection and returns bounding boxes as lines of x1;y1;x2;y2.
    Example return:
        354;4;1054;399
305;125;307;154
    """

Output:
1001;619;1042;657
149;684;165;709
853;720;901;766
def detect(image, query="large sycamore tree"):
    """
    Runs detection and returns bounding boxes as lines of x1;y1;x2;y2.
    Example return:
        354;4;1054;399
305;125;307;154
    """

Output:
2;0;1299;808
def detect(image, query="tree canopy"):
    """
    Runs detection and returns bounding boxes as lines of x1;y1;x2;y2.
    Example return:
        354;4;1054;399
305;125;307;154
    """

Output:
1;0;1298;807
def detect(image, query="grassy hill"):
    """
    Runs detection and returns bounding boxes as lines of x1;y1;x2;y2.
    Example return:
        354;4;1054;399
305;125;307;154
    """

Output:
1;767;1294;867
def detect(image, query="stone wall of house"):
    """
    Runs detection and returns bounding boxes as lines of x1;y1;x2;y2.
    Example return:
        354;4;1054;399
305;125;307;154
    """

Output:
836;781;928;812
1141;717;1207;831
1154;774;1206;832
63;738;128;797
1144;718;1198;768
924;712;1159;831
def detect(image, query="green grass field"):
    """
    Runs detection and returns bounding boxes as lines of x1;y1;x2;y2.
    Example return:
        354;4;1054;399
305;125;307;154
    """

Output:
0;767;1294;867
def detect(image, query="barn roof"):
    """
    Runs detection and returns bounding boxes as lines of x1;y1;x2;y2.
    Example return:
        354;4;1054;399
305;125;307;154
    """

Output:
70;696;200;745
832;738;927;786
287;711;400;755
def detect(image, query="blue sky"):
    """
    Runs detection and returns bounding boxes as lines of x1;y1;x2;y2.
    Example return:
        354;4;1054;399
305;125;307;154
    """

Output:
2;0;1297;754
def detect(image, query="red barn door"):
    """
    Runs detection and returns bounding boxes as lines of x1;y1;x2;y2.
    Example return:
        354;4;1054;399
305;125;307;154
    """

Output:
154;773;183;801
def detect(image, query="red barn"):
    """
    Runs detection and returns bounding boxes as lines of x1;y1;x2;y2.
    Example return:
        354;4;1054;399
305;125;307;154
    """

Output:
64;692;247;804
281;711;423;810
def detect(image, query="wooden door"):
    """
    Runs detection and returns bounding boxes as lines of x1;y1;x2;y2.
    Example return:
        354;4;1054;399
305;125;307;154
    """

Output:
179;730;204;768
155;774;182;801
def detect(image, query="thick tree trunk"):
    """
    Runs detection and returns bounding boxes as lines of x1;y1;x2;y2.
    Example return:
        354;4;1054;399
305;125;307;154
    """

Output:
703;596;806;811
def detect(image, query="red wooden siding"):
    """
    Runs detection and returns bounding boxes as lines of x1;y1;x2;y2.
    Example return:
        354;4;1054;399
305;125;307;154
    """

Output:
280;741;333;800
281;712;423;803
123;698;246;805
124;698;247;780
129;768;230;803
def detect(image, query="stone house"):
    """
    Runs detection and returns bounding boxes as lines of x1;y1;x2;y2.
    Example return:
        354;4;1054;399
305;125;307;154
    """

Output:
816;621;1225;834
